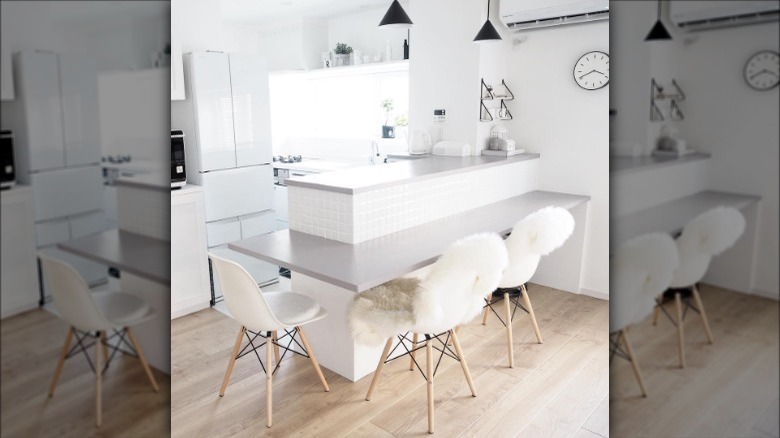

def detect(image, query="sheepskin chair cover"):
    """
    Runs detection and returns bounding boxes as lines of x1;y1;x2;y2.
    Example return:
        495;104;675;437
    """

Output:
610;233;679;333
499;206;576;288
670;206;745;288
348;233;508;345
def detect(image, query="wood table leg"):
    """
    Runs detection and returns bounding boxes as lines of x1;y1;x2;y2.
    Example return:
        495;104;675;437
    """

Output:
521;285;543;344
366;337;394;401
450;329;476;397
504;292;514;368
675;292;686;368
621;328;647;397
101;331;109;366
126;327;159;392
410;333;418;371
266;331;273;428
95;331;102;427
49;328;73;397
297;326;329;392
652;297;661;326
220;326;245;397
692;285;714;344
426;337;434;434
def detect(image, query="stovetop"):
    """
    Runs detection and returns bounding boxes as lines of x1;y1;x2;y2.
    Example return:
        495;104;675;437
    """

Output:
273;155;303;164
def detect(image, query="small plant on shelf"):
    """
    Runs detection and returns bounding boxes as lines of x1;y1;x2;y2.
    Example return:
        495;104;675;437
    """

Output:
381;98;395;138
334;42;353;55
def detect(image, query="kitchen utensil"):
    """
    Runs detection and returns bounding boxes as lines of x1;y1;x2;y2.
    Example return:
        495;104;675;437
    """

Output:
409;130;431;155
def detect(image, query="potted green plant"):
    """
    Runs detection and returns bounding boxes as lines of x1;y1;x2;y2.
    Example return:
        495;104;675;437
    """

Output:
333;42;353;67
394;112;408;142
381;98;395;138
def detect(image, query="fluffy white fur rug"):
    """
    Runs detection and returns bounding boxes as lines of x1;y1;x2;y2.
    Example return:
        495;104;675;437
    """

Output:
348;233;508;345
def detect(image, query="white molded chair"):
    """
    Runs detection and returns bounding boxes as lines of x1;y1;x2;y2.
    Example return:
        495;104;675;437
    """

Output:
652;206;745;367
349;232;508;434
38;253;159;428
208;253;330;428
482;206;575;368
610;233;679;397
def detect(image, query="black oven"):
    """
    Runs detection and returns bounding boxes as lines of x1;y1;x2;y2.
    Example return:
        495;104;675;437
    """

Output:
1;130;16;190
171;130;186;189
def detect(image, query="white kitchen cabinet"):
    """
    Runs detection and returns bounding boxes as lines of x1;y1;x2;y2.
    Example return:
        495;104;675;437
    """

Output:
171;185;211;319
183;52;272;172
1;186;40;318
229;53;273;166
170;0;185;100
1;38;14;100
200;165;273;222
59;54;100;167
11;52;65;172
29;166;103;222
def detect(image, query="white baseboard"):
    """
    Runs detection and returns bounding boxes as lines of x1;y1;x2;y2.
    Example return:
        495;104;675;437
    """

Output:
579;288;609;301
171;299;211;320
747;288;779;301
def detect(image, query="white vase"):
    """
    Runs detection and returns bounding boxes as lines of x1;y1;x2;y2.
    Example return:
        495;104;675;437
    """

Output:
334;54;351;67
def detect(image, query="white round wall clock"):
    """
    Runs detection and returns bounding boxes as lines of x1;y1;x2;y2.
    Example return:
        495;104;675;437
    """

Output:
744;50;779;91
574;51;609;91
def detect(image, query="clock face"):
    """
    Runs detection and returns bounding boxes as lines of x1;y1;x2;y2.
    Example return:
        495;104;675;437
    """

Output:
574;51;609;90
744;50;779;91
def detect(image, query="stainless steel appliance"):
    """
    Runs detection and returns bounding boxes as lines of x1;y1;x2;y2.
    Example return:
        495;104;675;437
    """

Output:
171;130;187;189
1;130;16;189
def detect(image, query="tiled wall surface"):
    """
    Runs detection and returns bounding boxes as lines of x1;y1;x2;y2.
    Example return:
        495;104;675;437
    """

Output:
289;159;539;243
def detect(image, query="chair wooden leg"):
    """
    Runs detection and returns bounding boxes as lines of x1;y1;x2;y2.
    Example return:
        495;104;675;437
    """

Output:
692;285;714;344
521;285;543;344
410;333;418;371
426;337;434;434
504;292;514;368
49;327;73;397
675;292;686;368
482;293;491;325
652;297;662;326
220;326;245;397
296;326;329;392
449;329;476;397
101;331;110;365
126;327;159;392
95;331;103;427
266;331;273;428
272;331;281;366
620;328;647;397
366;337;394;401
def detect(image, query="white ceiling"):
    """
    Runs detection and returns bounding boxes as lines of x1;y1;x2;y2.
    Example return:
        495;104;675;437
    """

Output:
220;0;396;24
1;1;169;26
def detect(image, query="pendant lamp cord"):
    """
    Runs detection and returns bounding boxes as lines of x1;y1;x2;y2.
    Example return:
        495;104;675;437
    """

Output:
657;0;662;20
487;0;491;18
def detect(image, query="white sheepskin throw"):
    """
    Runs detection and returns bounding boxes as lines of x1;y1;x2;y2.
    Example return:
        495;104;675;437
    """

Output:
610;233;679;332
348;233;508;344
348;278;418;345
414;232;508;334
671;206;745;288
500;206;576;288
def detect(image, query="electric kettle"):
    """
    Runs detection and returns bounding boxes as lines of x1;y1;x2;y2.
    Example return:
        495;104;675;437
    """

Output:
409;130;431;155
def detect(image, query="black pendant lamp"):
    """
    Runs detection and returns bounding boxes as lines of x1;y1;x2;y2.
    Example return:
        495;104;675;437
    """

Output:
474;0;502;43
379;0;413;29
645;0;672;41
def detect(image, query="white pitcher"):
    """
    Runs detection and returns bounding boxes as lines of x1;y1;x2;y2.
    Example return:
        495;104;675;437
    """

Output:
409;130;431;155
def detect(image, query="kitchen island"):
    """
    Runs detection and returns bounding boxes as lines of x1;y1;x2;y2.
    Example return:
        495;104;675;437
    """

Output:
230;155;590;381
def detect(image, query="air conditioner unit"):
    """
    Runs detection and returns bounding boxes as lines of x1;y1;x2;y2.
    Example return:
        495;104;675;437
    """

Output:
670;1;779;32
500;0;609;32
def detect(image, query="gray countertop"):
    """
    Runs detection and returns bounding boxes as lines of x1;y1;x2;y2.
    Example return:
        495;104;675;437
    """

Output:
285;153;540;194
57;229;170;285
610;190;760;253
610;152;711;175
229;190;589;292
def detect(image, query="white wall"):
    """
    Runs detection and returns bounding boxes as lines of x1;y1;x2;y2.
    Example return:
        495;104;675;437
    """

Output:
674;23;779;297
327;5;409;63
407;0;609;297
504;22;610;297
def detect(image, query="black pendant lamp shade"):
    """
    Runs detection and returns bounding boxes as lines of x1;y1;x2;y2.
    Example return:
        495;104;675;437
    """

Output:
379;0;413;29
645;0;672;41
474;0;502;43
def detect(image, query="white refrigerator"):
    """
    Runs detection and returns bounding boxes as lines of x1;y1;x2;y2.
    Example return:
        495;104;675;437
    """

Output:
1;51;106;300
174;51;278;302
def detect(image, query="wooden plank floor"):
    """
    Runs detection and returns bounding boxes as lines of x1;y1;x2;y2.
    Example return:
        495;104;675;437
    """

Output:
0;309;171;438
610;284;780;438
171;284;609;437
